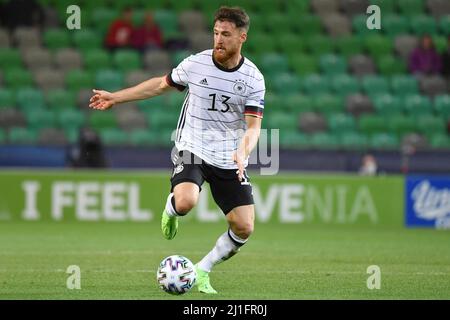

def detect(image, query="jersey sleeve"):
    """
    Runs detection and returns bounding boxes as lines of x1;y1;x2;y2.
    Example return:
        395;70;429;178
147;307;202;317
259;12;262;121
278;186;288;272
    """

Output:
244;75;265;119
165;56;191;91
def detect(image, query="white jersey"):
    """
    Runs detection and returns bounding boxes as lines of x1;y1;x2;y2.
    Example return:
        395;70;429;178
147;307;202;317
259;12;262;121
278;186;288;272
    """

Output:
166;49;265;169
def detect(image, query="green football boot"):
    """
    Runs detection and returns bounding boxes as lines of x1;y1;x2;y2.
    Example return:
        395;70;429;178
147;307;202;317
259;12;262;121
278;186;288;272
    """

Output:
161;209;178;240
195;264;218;294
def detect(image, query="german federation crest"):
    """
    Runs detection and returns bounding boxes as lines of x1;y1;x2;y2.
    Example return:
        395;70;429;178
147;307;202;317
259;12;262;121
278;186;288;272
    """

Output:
233;80;247;95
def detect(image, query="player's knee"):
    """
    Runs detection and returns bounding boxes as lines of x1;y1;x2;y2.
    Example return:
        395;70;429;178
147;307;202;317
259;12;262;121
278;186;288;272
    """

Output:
174;196;197;215
234;222;254;239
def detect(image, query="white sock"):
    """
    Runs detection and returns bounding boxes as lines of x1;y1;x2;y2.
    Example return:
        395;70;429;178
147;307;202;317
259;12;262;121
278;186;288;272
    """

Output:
164;193;179;217
197;229;247;273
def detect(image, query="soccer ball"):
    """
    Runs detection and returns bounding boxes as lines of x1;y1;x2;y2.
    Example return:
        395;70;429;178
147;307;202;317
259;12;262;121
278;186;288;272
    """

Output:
156;255;197;295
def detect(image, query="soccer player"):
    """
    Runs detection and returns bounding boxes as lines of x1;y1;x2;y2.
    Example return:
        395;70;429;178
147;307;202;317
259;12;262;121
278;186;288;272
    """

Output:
89;6;265;294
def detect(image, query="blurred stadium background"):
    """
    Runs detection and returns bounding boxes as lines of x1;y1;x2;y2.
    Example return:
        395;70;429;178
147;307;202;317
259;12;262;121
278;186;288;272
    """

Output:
0;0;449;300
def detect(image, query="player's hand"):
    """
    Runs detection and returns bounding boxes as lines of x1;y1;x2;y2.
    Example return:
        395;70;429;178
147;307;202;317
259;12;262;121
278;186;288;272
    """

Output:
232;151;245;181
89;89;115;110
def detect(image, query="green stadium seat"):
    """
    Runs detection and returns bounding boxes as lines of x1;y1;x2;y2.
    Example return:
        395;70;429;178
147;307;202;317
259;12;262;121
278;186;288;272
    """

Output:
334;36;364;58
362;75;390;95
166;93;185;110
319;54;347;75
390;75;418;95
8;127;37;144
285;94;314;113
89;111;117;130
365;35;393;60
409;15;437;35
154;10;179;34
372;93;404;116
4;69;34;89
339;131;368;150
113;50;142;72
305;35;334;56
0;89;15;109
382;14;409;36
57;109;86;131
302;74;330;95
16;88;45;111
353;15;372;35
84;49;112;71
416;115;446;135
66;70;94;91
285;1;311;14
327;113;356;133
429;134;450;149
147;110;178;131
246;33;276;54
359;114;387;135
26;109;56;130
312;94;344;115
371;0;396;13
310;133;339;150
433;35;447;54
369;132;400;149
95;69;124;91
260;53;289;75
271;73;302;95
434;95;450;119
295;15;322;35
166;0;196;12
46;90;76;110
171;50;192;66
248;0;282;14
129;129;159;146
397;0;425;16
99;128;128;146
276;34;304;55
279;130;310;149
376;55;407;75
72;29;103;51
440;15;450;35
289;54;319;75
330;74;360;96
266;113;297;130
137;95;166;113
0;128;5;144
402;94;433;116
264;13;293;35
43;29;71;50
387;115;416;136
0;48;22;70
90;8;119;35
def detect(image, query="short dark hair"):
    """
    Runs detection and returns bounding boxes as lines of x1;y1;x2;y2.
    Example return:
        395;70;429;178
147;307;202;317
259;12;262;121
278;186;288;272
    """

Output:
214;6;250;32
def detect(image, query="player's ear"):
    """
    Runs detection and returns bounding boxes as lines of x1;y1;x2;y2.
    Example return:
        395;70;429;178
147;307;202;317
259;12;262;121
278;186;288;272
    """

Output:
240;31;247;43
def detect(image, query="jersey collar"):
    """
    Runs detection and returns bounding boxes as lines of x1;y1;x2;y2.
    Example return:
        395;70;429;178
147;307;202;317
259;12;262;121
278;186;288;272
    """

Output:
212;53;245;72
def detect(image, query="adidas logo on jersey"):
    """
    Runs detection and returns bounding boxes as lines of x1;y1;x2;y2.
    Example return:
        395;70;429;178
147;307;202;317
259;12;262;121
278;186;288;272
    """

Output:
199;78;208;85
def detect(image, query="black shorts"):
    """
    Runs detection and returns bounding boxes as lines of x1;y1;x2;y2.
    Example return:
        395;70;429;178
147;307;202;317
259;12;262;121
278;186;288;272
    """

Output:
170;149;254;215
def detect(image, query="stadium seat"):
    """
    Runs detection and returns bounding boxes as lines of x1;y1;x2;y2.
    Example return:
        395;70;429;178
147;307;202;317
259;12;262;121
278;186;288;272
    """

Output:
305;35;334;56
311;0;339;15
369;132;400;149
271;73;302;94
339;131;368;150
89;111;118;130
416;115;446;134
246;33;276;54
334;36;363;58
387;115;417;136
376;55;407;75
358;114;387;135
279;131;311;149
143;50;172;72
147;110;178;131
362;75;390;96
66;70;94;91
434;95;450;119
22;48;53;71
137;95;165;113
319;54;347;75
37;128;68;145
429;133;450;148
302;74;330;95
113;50;142;72
129;129;159;146
289;54;319;75
90;8;119;35
348;54;376;76
72;29;103;51
427;0;450;19
310;132;339;149
382;14;410;36
440;15;450;34
0;89;15;109
57;109;86;131
391;75;418;95
26;109;56;130
12;27;41;48
46;90;76;110
295;15;322;35
95;69;124;92
372;93;404;116
178;10;207;33
84;49;112;71
364;35;393;60
321;13;351;37
352;15;372;35
285;94;314;113
55;48;83;71
34;69;65;91
99;128;129;146
340;0;369;17
346;94;374;117
43;29;71;50
394;35;419;60
397;0;425;16
402;94;433;116
260;53;290;75
327;112;356;133
330;74;360;97
153;10;179;35
312;94;344;115
4;69;33;89
116;109;147;131
8;127;37;144
0;108;26;129
16;88;46;111
410;15;438;34
267;112;298;130
299;112;327;133
264;13;294;35
420;75;448;97
371;0;396;13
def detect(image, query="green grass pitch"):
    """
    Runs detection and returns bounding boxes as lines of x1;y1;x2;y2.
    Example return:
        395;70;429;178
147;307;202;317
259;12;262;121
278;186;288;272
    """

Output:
0;221;449;299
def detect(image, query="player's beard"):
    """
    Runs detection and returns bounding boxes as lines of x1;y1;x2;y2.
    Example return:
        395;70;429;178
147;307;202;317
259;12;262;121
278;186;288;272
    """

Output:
213;45;237;65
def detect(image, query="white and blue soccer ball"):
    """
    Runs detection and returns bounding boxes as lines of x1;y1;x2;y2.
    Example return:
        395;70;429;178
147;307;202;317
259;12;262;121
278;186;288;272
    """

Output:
156;255;197;295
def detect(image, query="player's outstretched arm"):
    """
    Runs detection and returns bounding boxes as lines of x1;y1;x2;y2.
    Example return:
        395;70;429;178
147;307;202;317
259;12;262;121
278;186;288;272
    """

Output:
89;76;173;110
233;115;262;181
